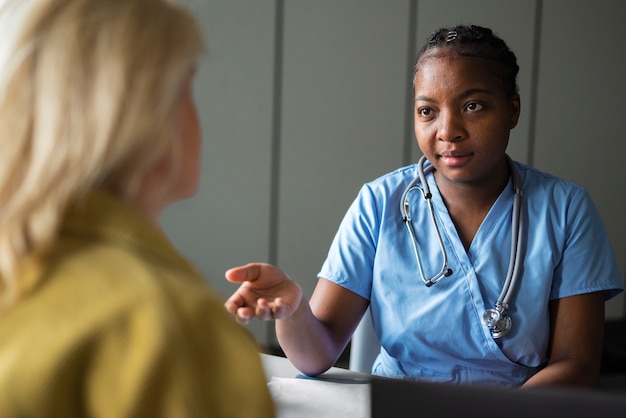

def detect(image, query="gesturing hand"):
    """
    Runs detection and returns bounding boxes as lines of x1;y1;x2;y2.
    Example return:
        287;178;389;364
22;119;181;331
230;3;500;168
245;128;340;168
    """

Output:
224;263;303;325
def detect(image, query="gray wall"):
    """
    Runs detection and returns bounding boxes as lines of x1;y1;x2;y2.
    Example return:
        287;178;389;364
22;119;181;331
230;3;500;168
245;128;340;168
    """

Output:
165;0;626;347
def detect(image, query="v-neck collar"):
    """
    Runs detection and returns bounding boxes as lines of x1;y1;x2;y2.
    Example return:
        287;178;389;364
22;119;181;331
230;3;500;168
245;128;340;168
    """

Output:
425;173;515;263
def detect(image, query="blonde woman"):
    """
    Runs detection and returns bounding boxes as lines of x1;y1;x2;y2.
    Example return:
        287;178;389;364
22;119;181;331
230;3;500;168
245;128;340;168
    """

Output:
0;0;274;416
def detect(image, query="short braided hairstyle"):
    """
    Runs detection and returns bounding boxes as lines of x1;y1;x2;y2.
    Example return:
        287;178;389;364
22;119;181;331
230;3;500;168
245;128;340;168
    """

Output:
414;25;520;98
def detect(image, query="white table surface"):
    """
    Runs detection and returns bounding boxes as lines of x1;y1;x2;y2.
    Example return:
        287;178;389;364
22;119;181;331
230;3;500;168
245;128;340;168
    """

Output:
260;354;371;418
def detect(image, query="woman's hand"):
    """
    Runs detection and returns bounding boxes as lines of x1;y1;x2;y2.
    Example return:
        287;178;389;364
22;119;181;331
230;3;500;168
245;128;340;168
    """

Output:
224;263;303;324
522;291;605;388
226;264;369;375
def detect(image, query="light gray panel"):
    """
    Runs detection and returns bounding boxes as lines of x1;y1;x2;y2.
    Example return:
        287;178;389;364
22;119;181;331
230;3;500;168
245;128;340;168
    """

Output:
161;0;276;341
534;0;626;317
278;0;412;297
412;0;538;164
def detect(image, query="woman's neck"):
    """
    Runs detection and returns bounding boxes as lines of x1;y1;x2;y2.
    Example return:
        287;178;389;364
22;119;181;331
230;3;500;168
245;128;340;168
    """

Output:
434;159;510;250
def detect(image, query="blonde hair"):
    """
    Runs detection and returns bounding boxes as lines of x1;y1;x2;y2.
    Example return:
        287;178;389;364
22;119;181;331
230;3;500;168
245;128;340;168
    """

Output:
0;0;204;306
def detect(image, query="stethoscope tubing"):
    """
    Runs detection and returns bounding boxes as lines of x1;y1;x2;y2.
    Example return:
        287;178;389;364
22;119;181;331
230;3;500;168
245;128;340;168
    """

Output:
400;155;523;337
400;158;451;287
499;166;523;308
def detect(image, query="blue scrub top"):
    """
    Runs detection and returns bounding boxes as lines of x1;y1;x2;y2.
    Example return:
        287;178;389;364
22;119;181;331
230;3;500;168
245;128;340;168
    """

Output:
319;160;624;386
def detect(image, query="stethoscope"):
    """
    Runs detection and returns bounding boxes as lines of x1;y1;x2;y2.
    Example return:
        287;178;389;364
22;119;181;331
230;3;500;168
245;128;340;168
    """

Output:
400;155;524;338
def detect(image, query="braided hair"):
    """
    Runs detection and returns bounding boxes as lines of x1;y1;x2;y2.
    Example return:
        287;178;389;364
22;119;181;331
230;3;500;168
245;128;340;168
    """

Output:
414;25;520;98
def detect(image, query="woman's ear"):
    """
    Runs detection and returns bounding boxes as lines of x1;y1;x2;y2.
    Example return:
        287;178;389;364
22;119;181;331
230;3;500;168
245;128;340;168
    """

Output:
510;94;521;129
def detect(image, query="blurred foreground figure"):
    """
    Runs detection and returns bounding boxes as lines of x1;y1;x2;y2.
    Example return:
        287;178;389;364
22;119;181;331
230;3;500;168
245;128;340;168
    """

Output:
0;0;274;416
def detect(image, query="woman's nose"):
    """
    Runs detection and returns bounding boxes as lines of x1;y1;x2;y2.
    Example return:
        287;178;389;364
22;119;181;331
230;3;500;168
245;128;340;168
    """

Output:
437;110;465;142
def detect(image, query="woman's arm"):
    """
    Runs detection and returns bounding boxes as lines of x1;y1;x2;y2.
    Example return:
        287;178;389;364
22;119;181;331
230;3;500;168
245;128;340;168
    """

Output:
277;278;369;375
225;264;369;376
522;291;605;388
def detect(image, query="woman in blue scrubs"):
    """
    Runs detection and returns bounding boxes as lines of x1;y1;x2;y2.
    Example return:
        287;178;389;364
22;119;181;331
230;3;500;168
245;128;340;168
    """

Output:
225;25;624;387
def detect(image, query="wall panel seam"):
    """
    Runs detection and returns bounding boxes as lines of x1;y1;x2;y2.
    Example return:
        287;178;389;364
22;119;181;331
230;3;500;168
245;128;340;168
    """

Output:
269;0;284;266
403;0;418;167
527;0;543;166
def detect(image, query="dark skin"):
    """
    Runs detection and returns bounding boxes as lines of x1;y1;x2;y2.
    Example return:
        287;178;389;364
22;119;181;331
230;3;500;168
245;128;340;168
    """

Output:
226;264;368;376
225;49;606;387
413;51;515;251
413;51;605;387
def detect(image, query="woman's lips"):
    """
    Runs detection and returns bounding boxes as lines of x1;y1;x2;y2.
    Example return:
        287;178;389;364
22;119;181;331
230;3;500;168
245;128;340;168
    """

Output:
439;152;472;167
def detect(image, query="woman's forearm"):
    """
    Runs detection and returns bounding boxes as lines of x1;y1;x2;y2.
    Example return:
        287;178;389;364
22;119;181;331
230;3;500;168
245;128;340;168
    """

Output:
522;358;600;388
275;295;343;376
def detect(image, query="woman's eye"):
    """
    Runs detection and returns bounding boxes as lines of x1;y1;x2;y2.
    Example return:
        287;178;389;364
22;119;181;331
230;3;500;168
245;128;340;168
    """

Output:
466;102;484;112
417;108;432;117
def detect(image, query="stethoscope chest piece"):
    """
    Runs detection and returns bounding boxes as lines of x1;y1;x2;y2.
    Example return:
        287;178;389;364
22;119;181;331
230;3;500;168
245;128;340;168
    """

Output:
482;307;512;339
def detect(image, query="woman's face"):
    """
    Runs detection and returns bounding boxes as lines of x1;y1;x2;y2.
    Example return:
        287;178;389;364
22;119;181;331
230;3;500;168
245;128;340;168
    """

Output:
132;70;202;221
413;50;520;189
174;70;202;199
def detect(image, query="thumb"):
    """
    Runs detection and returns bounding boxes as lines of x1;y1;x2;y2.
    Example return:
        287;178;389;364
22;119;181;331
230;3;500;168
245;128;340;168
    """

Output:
224;263;263;284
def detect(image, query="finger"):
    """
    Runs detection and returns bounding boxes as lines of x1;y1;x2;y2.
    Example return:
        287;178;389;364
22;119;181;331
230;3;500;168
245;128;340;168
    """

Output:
255;298;274;321
272;297;288;320
235;307;254;325
224;299;238;314
224;292;247;314
225;263;263;284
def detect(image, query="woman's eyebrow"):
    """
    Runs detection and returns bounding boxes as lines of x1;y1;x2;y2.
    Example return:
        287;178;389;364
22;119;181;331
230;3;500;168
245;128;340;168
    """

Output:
414;95;435;103
415;88;494;103
457;88;493;99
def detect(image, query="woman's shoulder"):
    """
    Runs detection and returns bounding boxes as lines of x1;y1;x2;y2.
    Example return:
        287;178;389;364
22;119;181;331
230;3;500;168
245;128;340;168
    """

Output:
360;164;418;196
0;244;272;418
12;237;225;336
514;161;588;199
367;164;417;185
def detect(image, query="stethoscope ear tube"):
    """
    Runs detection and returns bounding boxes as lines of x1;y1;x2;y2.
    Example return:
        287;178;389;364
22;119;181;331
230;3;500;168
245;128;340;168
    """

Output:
401;156;453;287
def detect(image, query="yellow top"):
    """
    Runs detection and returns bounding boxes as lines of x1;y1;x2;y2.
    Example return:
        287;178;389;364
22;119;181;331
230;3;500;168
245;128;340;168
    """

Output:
0;191;274;418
